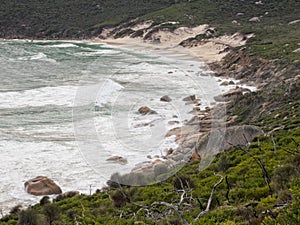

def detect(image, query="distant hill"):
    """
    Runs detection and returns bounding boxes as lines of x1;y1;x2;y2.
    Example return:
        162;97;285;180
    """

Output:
1;0;299;41
0;0;183;39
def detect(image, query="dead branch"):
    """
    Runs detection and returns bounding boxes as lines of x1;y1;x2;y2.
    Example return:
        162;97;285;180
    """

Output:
257;138;272;196
151;202;189;225
228;137;272;196
193;173;224;222
174;173;187;206
271;135;278;159
110;167;224;224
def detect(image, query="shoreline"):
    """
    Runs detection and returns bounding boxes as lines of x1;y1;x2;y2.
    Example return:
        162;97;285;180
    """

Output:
85;35;258;185
0;31;258;212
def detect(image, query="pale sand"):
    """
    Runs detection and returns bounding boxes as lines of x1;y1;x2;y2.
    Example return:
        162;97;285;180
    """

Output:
91;25;251;64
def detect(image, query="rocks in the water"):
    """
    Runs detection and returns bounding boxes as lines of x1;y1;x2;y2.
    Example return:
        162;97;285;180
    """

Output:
220;80;235;86
25;176;62;196
220;81;229;86
106;156;128;165
168;120;179;125
138;106;157;115
183;95;196;101
160;95;172;102
166;148;174;155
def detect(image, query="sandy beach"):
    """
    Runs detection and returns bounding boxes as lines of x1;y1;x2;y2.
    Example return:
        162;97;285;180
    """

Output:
90;23;252;64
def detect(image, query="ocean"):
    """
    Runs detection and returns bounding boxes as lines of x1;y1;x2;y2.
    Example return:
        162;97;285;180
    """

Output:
0;40;235;214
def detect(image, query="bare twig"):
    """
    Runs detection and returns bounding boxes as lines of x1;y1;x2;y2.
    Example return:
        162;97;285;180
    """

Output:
228;137;272;196
193;173;224;222
151;202;189;225
257;139;272;196
174;173;187;206
271;135;278;159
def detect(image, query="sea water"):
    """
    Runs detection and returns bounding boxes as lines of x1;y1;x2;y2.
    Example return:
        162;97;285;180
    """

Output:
0;40;241;214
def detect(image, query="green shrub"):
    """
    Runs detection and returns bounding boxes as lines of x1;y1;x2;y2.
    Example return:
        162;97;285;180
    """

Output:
18;209;39;225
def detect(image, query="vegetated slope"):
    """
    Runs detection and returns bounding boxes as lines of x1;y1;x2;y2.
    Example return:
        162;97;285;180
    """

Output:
138;0;300;62
0;0;187;39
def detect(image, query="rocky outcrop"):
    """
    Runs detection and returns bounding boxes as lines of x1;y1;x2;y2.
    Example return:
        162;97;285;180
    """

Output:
210;48;299;88
138;106;157;115
25;176;62;196
195;125;264;159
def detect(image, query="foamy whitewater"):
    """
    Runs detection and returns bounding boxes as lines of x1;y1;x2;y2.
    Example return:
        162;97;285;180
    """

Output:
0;40;254;214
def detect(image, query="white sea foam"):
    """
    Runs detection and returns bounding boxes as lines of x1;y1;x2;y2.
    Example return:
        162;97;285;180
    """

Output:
0;86;77;109
74;49;121;57
0;140;104;214
0;79;124;109
47;43;78;48
18;52;56;63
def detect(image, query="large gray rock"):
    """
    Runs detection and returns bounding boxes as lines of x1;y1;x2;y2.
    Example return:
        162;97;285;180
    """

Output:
25;176;62;196
195;125;264;160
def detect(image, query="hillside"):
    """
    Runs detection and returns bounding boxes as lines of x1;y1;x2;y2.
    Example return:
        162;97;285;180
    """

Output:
0;0;185;39
0;0;300;224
